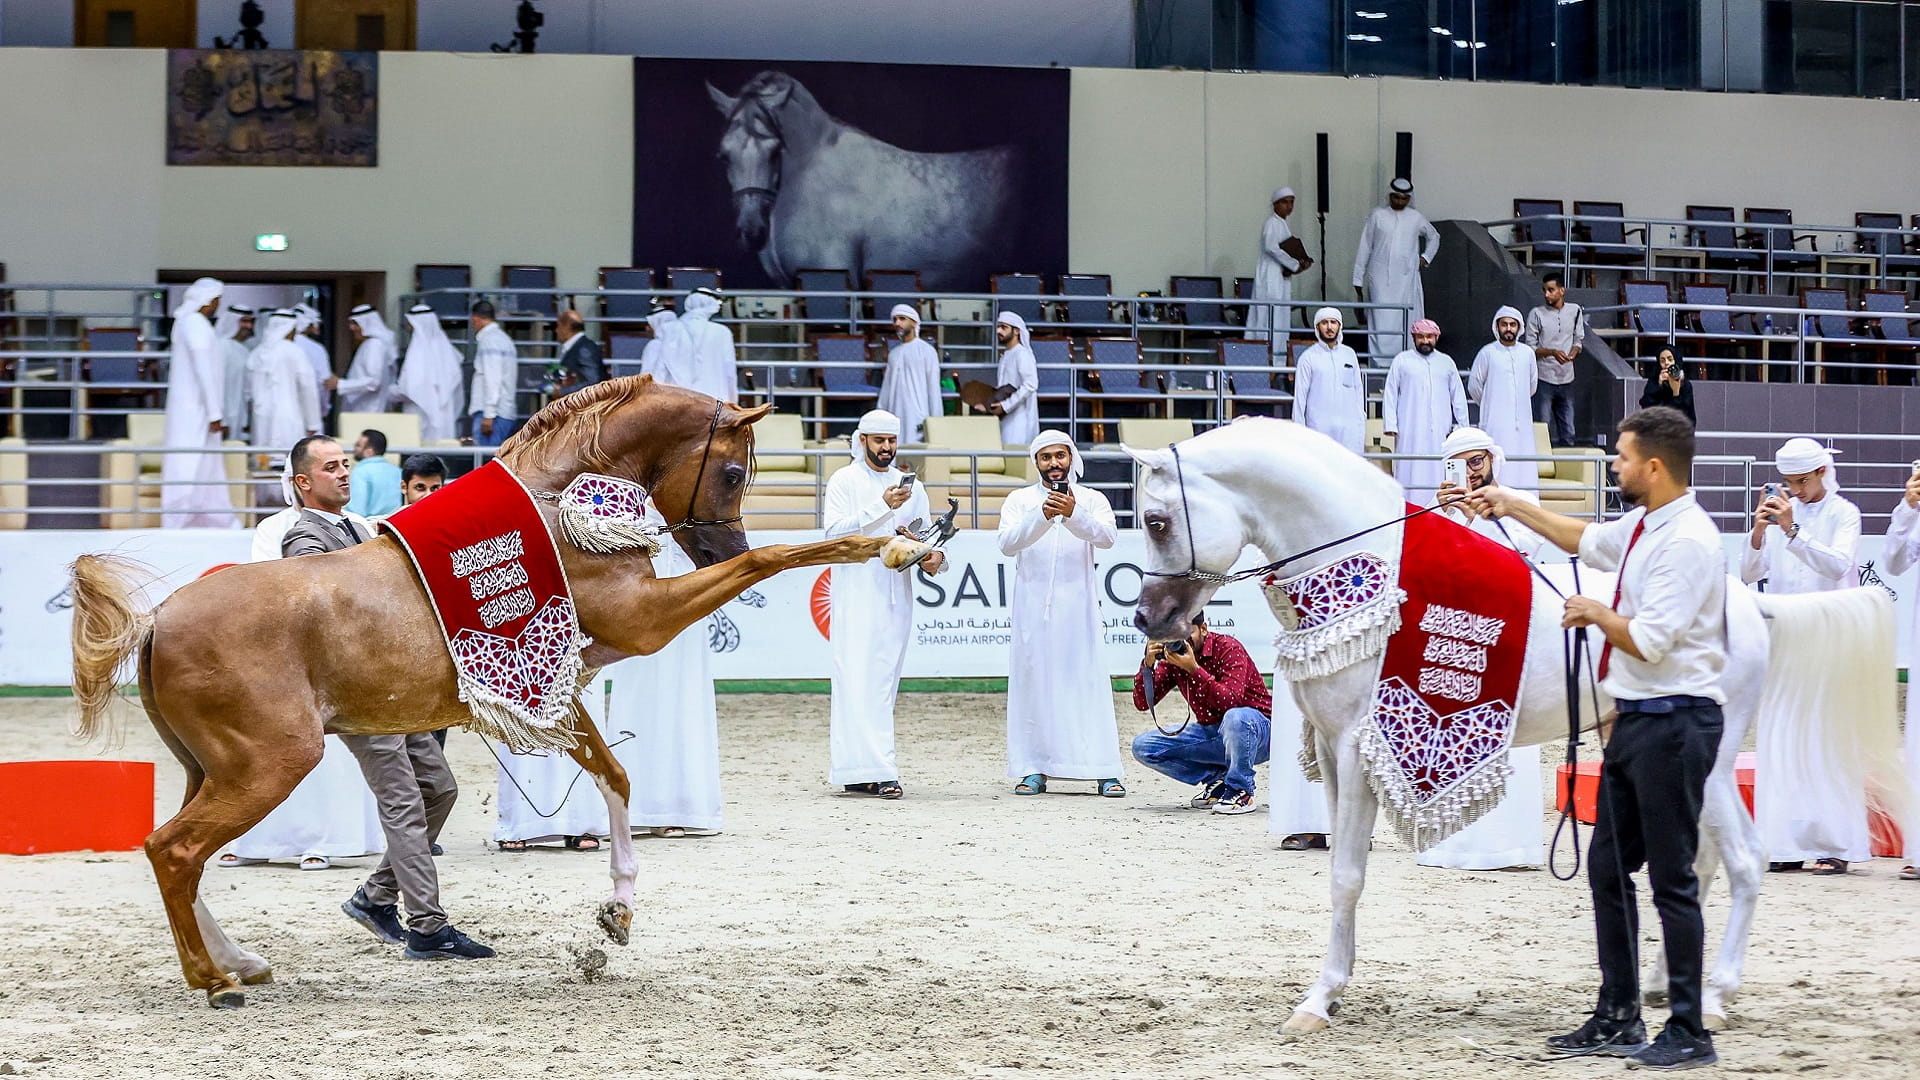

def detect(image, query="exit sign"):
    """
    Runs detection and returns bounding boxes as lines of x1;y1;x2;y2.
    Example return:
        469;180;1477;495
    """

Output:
254;233;289;252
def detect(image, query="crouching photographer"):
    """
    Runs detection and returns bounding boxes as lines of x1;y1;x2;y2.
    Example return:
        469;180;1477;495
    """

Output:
1128;612;1273;815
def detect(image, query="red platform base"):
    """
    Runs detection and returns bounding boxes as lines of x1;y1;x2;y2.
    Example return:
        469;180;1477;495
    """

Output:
0;760;154;855
1555;750;1904;858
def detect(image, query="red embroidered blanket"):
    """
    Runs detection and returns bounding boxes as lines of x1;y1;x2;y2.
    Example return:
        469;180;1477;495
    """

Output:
381;461;586;752
1361;505;1533;850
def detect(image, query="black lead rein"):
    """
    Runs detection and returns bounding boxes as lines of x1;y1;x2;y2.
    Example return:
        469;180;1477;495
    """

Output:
661;400;744;533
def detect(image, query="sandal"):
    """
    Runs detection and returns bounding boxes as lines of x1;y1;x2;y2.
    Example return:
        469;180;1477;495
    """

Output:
298;856;329;871
1097;778;1126;798
1810;858;1849;876
1900;865;1919;881
1281;833;1329;851
1014;774;1047;796
876;781;904;800
217;853;265;868
842;783;880;796
564;835;602;852
497;839;529;852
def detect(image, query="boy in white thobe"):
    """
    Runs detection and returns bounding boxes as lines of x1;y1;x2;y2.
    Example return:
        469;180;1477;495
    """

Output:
876;304;942;444
1250;187;1310;352
1468;306;1539;491
1417;427;1548;870
826;410;946;797
161;277;238;529
983;312;1039;448
1740;438;1868;874
998;431;1124;796
1351;178;1439;360
1382;317;1468;504
1880;463;1920;880
1292;306;1366;453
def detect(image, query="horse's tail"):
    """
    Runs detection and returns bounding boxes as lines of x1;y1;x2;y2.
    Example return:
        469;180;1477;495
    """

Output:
69;554;156;746
1753;586;1914;843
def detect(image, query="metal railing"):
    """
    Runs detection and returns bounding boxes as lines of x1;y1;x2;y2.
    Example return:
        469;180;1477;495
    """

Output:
1588;300;1917;380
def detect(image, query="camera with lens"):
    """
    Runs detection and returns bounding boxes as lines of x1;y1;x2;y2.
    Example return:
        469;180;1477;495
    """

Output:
1165;639;1190;657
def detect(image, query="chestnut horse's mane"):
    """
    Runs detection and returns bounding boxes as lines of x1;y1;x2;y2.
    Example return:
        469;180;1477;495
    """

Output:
497;374;756;484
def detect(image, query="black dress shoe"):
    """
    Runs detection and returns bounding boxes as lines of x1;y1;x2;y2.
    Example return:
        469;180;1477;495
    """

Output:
341;890;405;945
1627;1026;1717;1071
404;925;495;961
430;843;445;857
1546;1013;1648;1056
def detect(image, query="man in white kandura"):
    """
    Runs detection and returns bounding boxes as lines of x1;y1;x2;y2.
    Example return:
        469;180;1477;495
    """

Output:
1249;186;1311;354
292;303;334;420
1469;306;1539;491
215;304;254;444
396;304;465;443
825;410;947;799
677;287;738;403
877;304;942;444
1293;307;1366;453
221;445;385;871
640;299;693;386
1741;437;1867;876
1418;427;1547;870
998;431;1125;798
1352;177;1439;361
247;309;321;453
979;311;1038;448
161;277;237;529
338;304;396;414
1879;462;1920;882
1382;317;1467;504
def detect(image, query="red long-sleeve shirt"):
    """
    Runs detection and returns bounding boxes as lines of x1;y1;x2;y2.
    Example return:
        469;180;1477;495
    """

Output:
1130;631;1271;725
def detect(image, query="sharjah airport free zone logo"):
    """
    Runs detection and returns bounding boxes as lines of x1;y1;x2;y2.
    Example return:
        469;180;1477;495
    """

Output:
810;571;832;639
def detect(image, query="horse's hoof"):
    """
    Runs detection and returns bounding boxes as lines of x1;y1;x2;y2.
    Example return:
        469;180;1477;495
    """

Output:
1643;989;1670;1007
1280;1011;1329;1038
207;987;246;1010
238;967;274;986
597;900;632;947
1703;1013;1727;1032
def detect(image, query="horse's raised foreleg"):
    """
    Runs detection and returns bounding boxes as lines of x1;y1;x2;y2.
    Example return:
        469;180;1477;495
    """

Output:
600;537;887;655
1285;731;1380;1036
563;707;637;946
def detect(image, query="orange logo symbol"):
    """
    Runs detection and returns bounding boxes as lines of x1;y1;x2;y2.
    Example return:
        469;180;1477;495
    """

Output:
198;563;238;578
809;570;832;639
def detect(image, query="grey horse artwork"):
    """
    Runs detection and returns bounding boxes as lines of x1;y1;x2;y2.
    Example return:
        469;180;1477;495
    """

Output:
707;71;1021;290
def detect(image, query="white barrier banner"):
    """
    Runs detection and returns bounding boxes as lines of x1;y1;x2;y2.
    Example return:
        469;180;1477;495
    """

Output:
2;528;1913;685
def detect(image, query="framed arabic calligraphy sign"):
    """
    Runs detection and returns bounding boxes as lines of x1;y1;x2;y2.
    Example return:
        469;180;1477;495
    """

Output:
166;50;378;167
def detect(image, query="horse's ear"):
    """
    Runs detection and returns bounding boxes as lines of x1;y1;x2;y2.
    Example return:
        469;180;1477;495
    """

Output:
1121;443;1172;473
706;81;737;115
722;402;774;428
756;73;793;109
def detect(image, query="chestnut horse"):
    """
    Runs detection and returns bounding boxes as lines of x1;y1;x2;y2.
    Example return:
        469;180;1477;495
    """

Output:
68;376;887;1008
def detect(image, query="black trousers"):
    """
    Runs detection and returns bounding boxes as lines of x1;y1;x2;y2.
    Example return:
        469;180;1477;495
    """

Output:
1588;704;1724;1037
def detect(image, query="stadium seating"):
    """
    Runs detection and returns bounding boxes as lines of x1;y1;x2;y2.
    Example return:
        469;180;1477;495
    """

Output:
919;415;1025;529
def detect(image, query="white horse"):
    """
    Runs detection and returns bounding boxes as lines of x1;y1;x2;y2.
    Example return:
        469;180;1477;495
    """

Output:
1125;417;1898;1036
706;71;1019;289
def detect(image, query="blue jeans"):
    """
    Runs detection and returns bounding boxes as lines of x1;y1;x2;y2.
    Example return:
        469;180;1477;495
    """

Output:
1130;706;1272;795
1532;381;1576;447
470;413;521;448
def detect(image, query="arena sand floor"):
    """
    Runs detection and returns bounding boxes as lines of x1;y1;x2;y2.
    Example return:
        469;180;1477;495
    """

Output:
2;692;1916;1080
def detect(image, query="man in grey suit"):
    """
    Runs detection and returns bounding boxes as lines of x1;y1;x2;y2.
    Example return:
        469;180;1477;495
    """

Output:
281;435;494;961
553;308;605;395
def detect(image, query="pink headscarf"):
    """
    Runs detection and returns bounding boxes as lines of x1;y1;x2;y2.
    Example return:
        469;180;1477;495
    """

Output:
1411;318;1440;336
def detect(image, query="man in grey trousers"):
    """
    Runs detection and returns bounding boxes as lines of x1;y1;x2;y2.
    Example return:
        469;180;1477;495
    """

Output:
280;435;494;961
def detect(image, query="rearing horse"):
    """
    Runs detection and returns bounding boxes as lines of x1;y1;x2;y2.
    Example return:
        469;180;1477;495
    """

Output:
68;377;890;1008
1126;418;1900;1036
707;71;1018;289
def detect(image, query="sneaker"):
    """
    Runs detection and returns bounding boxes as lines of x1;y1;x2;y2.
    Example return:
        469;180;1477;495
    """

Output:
403;925;496;961
1212;788;1258;815
1627;1026;1717;1071
340;890;404;945
1545;1013;1648;1056
1189;780;1226;809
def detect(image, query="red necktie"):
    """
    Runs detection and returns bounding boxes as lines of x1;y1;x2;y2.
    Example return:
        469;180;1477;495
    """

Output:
1596;517;1647;680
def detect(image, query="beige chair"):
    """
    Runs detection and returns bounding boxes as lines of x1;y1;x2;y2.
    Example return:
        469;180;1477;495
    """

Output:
1114;418;1194;448
742;413;827;530
0;436;26;530
920;415;1027;529
338;411;421;465
1533;422;1604;519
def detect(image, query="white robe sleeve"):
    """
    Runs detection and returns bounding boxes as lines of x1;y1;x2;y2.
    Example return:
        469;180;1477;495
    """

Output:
1784;500;1860;583
1002;347;1038;415
1418;213;1440;263
1523;349;1538;397
1060;487;1117;548
1293;353;1316;424
1447;358;1469;428
1740;528;1773;585
1883;500;1920;576
337;339;393;401
295;362;322;433
1352;212;1376;289
1467;348;1488;404
1263;216;1300;273
824;472;898;539
920;347;944;436
996;489;1052;555
1381;355;1405;435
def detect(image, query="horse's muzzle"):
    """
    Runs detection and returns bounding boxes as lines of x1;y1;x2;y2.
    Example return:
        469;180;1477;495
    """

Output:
687;522;750;568
1133;584;1199;642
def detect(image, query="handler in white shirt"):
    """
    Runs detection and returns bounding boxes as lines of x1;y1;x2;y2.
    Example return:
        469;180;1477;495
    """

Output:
824;410;947;798
998;431;1124;797
1740;437;1868;875
1472;405;1727;1068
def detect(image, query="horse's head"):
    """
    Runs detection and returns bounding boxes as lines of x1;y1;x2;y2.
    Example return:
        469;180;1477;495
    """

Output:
498;377;770;569
1125;442;1249;642
708;73;793;253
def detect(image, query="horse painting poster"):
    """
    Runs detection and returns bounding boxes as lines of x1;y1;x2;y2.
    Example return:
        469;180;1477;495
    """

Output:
633;59;1069;291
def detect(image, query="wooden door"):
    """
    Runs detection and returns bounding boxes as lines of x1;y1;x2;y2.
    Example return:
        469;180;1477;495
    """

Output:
296;0;415;51
74;0;194;47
